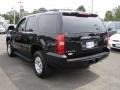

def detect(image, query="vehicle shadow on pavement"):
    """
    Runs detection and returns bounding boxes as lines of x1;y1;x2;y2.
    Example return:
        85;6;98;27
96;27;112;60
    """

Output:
46;68;99;89
110;48;120;54
0;53;99;90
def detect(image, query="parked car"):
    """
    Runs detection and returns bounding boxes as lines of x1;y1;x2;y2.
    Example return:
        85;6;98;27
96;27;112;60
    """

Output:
105;21;120;36
5;24;16;32
6;11;109;78
0;25;6;34
109;31;120;49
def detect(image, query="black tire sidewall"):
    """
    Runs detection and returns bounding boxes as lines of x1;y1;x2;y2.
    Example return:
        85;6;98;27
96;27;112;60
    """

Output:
33;51;49;78
7;41;14;57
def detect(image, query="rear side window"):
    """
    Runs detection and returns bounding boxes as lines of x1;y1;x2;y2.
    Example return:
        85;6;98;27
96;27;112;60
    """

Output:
26;16;38;32
62;16;106;33
38;14;57;33
17;18;26;32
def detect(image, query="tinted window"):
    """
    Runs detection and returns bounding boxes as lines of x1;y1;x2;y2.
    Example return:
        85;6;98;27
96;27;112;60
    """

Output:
62;16;106;33
26;16;38;32
38;14;57;33
17;19;26;32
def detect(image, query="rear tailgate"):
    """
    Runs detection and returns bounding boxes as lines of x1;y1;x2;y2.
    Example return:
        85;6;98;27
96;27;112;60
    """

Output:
64;33;106;58
62;15;107;58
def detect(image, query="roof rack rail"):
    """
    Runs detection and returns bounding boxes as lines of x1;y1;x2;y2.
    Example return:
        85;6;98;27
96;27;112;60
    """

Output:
48;9;98;17
49;9;74;11
48;9;77;12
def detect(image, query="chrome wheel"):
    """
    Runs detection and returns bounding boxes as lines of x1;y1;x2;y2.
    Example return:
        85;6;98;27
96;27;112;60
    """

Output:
35;56;43;74
7;44;11;55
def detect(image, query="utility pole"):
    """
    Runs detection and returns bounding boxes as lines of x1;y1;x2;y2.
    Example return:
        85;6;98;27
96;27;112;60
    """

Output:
92;0;93;13
12;8;16;24
18;0;24;19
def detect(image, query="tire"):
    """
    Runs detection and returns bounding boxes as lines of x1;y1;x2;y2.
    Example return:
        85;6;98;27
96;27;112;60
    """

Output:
33;51;50;78
7;41;14;57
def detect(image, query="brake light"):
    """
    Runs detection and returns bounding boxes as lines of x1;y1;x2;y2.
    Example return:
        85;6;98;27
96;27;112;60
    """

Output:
55;34;65;55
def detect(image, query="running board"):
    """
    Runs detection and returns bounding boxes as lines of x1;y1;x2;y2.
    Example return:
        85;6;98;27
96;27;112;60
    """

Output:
14;51;32;62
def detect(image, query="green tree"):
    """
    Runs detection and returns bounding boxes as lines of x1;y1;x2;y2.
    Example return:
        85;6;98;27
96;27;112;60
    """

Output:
104;11;113;21
77;5;86;12
32;8;47;14
2;14;13;23
113;6;120;21
2;10;30;24
104;5;120;21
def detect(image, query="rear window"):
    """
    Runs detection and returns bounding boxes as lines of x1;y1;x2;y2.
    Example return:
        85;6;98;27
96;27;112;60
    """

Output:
62;16;106;33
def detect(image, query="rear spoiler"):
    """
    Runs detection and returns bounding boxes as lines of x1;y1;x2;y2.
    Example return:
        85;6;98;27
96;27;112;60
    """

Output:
62;12;98;17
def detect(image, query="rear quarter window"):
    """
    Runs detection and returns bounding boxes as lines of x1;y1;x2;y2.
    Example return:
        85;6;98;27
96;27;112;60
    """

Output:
26;16;38;32
38;14;58;33
62;16;106;33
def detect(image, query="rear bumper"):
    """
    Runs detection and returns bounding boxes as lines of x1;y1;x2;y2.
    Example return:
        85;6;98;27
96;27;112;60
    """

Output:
45;51;109;68
0;32;5;34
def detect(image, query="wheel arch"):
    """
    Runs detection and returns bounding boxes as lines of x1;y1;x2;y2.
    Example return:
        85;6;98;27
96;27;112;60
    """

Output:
31;44;44;57
6;37;11;44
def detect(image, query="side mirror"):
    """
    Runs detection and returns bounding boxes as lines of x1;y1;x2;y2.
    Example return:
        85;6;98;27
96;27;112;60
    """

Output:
108;28;112;31
8;26;15;31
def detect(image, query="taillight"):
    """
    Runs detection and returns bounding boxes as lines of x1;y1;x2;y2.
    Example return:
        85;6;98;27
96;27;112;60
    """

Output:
55;34;65;55
106;32;110;47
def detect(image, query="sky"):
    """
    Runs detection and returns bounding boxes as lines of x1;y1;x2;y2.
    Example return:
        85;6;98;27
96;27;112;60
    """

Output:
0;0;120;18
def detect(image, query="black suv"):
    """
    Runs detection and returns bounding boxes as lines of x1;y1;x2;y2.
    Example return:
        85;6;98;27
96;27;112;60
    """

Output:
6;11;109;78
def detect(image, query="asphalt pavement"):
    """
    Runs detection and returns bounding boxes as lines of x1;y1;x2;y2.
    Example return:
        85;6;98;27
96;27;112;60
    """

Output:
0;34;120;90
